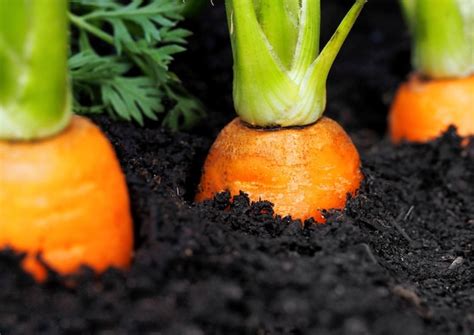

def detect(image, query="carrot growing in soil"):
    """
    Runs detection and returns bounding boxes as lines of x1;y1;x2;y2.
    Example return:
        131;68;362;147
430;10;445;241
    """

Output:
389;0;474;143
0;0;133;281
196;0;366;222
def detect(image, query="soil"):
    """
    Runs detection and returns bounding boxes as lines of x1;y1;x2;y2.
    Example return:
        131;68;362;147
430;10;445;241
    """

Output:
1;1;473;334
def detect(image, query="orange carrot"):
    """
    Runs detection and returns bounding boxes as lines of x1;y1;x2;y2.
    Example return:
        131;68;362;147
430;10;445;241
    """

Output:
0;1;133;281
196;117;362;222
0;116;133;281
195;0;366;222
389;0;474;143
390;74;474;142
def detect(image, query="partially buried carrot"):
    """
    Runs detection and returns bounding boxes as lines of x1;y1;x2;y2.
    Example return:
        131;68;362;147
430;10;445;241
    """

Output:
390;74;474;142
389;0;474;143
0;0;133;281
196;118;361;222
196;0;366;222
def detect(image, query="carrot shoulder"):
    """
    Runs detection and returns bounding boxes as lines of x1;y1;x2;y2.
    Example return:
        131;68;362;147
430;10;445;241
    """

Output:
196;117;361;222
0;116;133;281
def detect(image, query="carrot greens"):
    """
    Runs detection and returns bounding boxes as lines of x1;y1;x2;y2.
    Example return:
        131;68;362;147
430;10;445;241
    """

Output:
400;0;474;78
227;0;366;127
69;0;204;129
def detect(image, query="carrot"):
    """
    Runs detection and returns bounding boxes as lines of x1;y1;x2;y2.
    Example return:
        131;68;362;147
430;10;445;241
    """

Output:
0;116;133;281
390;74;474;142
389;0;474;143
196;0;366;222
196;118;362;222
0;1;133;281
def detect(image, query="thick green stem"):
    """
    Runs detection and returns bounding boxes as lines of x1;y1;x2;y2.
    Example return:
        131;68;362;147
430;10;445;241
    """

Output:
402;0;474;78
0;0;71;140
226;0;299;126
226;0;365;127
299;0;365;123
290;0;321;83
257;0;299;68
400;0;415;31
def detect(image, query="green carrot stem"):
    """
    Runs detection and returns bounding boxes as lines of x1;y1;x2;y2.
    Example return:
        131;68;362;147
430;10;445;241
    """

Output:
257;0;299;69
402;0;474;78
400;0;416;31
226;0;365;127
68;12;115;45
290;0;320;83
0;0;71;140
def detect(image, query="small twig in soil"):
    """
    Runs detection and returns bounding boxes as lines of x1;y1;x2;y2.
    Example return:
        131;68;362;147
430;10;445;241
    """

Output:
392;285;432;319
360;243;379;265
403;205;415;221
390;217;414;244
390;207;421;247
393;285;422;306
446;209;458;218
448;256;464;270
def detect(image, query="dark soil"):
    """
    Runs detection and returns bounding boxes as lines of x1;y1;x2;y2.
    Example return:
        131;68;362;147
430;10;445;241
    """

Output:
1;1;473;334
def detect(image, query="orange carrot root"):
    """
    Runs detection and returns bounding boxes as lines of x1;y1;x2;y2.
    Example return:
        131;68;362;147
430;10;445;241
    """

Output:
0;116;133;281
196;117;362;223
389;74;474;143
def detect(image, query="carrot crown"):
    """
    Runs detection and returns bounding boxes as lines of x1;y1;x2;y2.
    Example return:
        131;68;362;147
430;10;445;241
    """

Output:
401;0;474;79
0;0;71;140
225;0;365;127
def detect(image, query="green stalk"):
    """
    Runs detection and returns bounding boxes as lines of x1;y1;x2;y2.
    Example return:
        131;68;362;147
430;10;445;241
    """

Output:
400;0;416;31
290;0;320;83
226;0;365;127
0;0;71;140
401;0;474;78
257;0;299;68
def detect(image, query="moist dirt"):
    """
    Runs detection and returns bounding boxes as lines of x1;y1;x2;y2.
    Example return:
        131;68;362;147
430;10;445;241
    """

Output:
1;1;473;334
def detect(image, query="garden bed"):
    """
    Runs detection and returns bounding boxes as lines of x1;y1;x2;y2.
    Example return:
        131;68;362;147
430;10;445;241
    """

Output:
1;1;472;334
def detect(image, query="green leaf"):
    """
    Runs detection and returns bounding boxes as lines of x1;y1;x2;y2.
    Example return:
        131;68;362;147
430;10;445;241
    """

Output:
102;77;162;125
68;0;205;130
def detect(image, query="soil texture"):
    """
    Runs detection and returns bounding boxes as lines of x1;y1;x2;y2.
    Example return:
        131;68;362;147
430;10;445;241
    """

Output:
1;1;473;334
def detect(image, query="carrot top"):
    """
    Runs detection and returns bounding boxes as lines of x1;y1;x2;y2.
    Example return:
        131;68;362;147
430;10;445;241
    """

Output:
226;0;366;127
0;0;71;140
400;0;474;79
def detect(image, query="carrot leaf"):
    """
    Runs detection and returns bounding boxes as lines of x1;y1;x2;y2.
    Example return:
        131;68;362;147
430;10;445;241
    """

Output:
69;0;205;130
